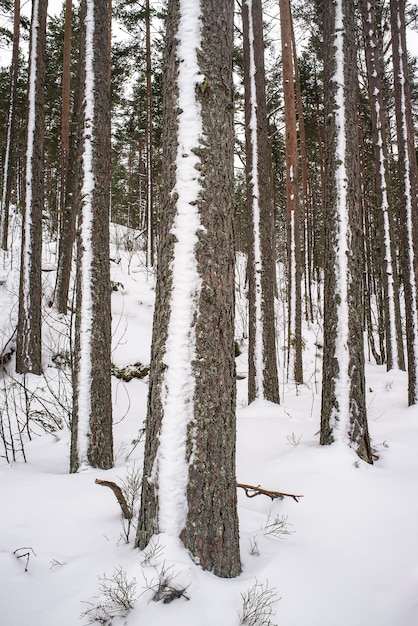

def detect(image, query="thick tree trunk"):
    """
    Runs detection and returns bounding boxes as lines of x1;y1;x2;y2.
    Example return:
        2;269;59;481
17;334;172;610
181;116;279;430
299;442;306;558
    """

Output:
136;0;241;578
319;0;373;463
15;0;48;376
70;0;113;471
242;0;279;404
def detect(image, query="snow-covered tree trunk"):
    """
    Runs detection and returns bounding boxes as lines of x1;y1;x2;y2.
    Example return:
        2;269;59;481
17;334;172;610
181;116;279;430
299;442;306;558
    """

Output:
15;0;48;375
54;0;73;313
360;0;404;372
242;0;279;404
70;0;113;471
54;47;83;316
0;0;20;253
136;0;241;578
390;0;418;405
55;0;77;315
319;0;373;463
279;0;303;385
145;0;154;268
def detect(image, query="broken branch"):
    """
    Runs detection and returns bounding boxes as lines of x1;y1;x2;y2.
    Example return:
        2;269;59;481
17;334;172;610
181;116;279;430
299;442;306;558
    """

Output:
237;482;303;502
95;478;133;519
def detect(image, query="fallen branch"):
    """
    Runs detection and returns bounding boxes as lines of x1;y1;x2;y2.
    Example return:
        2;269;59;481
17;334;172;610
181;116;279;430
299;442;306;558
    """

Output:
95;478;133;519
237;483;303;502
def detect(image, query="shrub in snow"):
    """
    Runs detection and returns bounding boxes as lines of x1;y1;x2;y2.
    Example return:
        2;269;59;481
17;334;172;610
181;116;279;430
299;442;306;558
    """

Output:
81;567;137;625
238;580;279;626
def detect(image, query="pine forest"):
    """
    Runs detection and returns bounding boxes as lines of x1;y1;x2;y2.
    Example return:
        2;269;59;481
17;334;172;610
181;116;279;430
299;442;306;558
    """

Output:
1;0;418;624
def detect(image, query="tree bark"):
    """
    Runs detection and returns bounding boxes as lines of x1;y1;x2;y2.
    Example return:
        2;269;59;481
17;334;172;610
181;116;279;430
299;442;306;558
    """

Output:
15;0;48;375
319;0;373;463
0;0;20;252
360;0;404;372
390;0;418;404
145;0;154;267
70;0;113;471
55;3;84;315
242;0;279;404
280;0;303;384
136;0;241;578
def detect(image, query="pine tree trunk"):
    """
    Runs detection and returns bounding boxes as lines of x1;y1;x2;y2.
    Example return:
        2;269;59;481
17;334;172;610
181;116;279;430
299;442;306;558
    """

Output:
291;15;311;324
55;3;83;315
54;0;73;312
136;0;241;578
390;0;418;404
242;0;279;404
0;0;20;252
319;0;373;463
145;0;154;267
15;0;48;375
70;0;113;471
280;0;303;385
360;0;404;372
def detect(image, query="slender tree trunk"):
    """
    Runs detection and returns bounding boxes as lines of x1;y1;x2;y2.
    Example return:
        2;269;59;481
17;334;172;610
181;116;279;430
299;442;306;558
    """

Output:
54;0;73;308
60;0;72;216
280;0;303;384
361;0;404;372
242;0;279;404
390;0;418;404
0;0;20;253
136;0;241;578
70;0;113;471
319;0;373;463
145;0;154;267
15;0;48;375
55;0;81;315
291;14;311;324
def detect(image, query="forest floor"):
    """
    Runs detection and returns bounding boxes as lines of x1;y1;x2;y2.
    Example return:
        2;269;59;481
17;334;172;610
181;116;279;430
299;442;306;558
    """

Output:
0;222;417;626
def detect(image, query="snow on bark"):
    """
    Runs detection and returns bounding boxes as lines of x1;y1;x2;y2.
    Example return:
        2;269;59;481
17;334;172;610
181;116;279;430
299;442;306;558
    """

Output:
289;208;296;348
21;0;40;328
152;0;204;537
364;1;399;369
145;0;153;268
246;0;264;398
395;5;418;396
76;0;95;468
0;82;15;248
376;94;399;368
330;0;350;442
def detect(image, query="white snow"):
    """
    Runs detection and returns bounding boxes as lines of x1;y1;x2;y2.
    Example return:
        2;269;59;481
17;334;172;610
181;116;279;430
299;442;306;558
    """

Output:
1;228;418;626
76;0;96;468
152;0;204;537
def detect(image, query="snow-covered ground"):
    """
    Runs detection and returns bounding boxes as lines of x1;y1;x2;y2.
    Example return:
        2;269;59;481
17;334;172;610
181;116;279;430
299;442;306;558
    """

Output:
1;223;417;626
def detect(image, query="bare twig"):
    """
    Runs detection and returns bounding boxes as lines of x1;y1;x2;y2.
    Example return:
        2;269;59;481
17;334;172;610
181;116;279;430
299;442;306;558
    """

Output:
13;546;36;572
237;483;303;502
